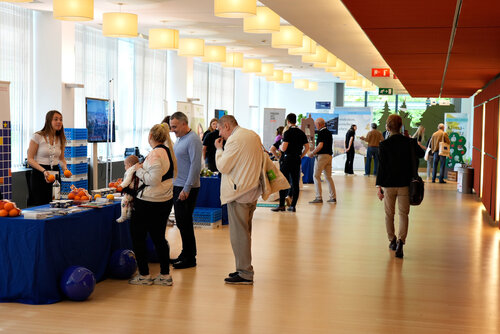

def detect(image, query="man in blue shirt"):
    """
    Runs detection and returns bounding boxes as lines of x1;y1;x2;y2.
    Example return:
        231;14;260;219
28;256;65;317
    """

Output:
169;112;202;269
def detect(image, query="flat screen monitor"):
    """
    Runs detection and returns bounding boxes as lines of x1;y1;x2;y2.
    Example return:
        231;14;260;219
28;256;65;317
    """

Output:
86;97;115;143
215;109;227;119
316;101;331;110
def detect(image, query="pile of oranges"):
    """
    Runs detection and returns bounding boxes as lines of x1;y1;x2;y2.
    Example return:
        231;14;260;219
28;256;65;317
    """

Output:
0;200;21;217
108;179;123;193
46;170;72;183
67;185;91;201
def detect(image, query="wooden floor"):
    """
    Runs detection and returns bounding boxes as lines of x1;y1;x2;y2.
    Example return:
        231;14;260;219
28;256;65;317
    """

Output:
1;173;499;333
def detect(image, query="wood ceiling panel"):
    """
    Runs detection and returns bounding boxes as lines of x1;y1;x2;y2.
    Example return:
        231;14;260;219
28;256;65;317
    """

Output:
364;28;450;54
458;0;500;27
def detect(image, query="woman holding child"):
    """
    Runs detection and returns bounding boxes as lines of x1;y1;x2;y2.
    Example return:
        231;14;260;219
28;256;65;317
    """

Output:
128;123;177;286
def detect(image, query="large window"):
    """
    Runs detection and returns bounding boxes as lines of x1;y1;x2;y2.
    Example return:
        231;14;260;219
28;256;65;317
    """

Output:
0;4;33;168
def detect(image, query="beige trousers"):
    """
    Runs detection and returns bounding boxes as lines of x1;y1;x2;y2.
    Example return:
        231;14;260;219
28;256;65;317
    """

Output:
313;154;336;200
383;186;410;243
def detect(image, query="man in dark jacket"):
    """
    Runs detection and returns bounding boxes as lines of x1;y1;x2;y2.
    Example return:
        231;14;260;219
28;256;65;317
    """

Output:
376;115;424;258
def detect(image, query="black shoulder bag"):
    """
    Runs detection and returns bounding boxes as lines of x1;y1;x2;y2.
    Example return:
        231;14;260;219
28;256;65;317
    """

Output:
409;138;424;205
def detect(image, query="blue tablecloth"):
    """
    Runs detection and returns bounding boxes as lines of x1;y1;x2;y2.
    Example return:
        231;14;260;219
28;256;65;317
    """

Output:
301;156;315;183
196;176;228;225
0;202;132;305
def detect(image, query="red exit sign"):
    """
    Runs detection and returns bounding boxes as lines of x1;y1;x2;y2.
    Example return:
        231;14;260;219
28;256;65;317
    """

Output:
371;68;391;77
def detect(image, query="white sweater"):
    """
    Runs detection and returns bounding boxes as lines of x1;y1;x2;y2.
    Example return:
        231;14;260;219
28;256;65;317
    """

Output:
216;126;263;205
135;146;173;202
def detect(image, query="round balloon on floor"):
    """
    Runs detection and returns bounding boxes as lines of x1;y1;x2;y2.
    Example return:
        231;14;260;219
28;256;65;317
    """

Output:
108;249;137;279
60;266;96;301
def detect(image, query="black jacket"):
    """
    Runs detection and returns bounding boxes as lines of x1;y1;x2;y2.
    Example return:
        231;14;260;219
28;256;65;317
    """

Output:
376;134;425;187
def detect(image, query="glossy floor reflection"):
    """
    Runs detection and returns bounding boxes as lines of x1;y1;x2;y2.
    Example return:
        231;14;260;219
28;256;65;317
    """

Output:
1;173;498;333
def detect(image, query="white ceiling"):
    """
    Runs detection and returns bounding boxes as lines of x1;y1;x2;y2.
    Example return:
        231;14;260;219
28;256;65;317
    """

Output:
17;0;408;93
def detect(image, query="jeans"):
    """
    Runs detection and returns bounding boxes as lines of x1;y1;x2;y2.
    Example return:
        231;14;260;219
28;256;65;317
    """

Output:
432;152;447;182
365;147;379;175
173;186;200;261
279;156;301;207
345;149;355;174
427;154;434;178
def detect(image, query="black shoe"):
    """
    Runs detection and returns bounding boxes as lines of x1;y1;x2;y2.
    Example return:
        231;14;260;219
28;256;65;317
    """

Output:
439;180;446;184
224;274;253;285
389;237;397;251
432;180;436;183
286;206;296;212
228;271;239;277
395;240;404;258
173;259;196;269
271;206;286;212
169;257;182;264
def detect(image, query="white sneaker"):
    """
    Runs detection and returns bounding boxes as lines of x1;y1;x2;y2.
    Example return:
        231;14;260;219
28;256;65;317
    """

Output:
153;274;173;286
128;274;153;285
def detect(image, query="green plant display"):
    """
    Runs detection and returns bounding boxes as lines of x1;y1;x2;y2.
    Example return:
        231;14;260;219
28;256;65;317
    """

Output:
447;132;467;169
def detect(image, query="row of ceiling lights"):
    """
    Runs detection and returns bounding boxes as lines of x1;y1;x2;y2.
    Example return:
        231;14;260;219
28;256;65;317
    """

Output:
2;0;377;91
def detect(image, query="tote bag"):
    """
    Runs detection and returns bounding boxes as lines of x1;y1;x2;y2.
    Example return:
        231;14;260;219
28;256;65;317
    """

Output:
409;139;424;206
439;134;450;157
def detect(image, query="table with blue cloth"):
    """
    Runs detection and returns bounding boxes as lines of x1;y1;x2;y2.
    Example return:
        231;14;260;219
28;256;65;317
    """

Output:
301;156;315;183
196;176;228;225
0;202;132;305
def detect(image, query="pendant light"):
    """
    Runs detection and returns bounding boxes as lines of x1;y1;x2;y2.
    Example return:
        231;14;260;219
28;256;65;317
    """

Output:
315;53;338;68
272;26;303;49
301;46;328;64
214;0;256;18
294;79;309;89
149;28;179;49
267;70;283;82
223;52;244;68
256;63;274;77
178;38;205;57
277;72;292;84
243;6;280;33
53;0;93;21
305;81;318;91
203;46;227;63
0;0;33;2
325;60;347;73
242;59;262;73
288;36;316;55
103;12;138;38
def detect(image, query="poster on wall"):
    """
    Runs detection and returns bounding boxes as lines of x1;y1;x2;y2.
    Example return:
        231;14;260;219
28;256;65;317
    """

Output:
262;108;286;150
308;112;338;135
0;81;11;200
177;101;205;140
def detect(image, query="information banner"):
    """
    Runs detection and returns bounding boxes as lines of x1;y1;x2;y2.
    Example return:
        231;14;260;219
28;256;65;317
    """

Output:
0;81;11;200
263;108;286;150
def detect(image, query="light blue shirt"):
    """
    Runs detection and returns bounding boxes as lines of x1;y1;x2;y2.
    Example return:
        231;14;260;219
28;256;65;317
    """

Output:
173;130;202;192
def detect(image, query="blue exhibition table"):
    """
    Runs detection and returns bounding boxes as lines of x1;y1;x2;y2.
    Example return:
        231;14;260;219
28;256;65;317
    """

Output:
301;156;315;184
0;202;132;305
196;176;228;225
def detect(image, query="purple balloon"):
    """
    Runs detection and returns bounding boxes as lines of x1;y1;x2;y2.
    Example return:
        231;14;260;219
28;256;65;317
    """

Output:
60;266;96;301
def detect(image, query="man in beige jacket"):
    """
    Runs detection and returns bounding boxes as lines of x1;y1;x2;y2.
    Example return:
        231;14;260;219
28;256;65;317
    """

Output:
215;115;263;285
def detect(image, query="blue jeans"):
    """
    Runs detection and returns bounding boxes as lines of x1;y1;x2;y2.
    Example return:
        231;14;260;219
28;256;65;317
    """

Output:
432;152;447;182
365;147;379;175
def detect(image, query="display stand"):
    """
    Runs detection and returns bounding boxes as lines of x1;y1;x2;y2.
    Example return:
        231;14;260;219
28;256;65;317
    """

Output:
92;142;98;190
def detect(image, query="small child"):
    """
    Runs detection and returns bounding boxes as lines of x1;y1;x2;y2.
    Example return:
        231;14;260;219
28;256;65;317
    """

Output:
116;155;140;223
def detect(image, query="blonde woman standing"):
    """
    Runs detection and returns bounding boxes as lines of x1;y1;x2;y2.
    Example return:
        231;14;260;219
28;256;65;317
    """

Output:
128;123;177;286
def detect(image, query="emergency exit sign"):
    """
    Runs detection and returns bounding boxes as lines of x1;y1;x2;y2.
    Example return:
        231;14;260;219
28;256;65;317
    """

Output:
379;88;393;95
372;68;391;77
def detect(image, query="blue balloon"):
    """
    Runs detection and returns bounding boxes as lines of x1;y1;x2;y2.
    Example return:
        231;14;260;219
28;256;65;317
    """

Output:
60;266;96;301
109;249;137;279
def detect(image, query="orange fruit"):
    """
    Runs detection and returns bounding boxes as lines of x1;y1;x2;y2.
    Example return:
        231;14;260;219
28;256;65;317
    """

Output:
108;182;115;188
0;209;7;217
9;209;19;217
77;191;85;197
47;174;55;182
74;196;81;201
0;201;4;210
3;202;14;211
116;186;123;192
68;192;75;199
106;194;114;200
94;194;101;199
64;170;72;178
80;195;89;201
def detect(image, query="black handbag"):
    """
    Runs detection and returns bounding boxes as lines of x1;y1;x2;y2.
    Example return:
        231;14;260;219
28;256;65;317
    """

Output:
409;138;424;205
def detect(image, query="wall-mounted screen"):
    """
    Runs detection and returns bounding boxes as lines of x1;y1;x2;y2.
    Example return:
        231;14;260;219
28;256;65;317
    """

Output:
316;101;331;110
86;97;115;143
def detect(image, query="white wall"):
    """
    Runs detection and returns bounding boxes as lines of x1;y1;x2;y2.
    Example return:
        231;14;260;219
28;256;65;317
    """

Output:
271;81;336;116
167;50;188;116
233;70;253;129
33;11;62;130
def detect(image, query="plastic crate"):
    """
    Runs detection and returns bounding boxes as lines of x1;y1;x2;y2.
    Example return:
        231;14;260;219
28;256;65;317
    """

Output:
66;157;87;164
65;145;87;158
192;207;222;223
66;139;87;146
61;173;87;182
64;128;88;140
194;220;222;229
67;162;88;175
61;179;88;193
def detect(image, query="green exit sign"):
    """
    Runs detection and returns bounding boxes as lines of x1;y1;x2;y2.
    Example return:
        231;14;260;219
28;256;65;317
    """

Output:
379;88;393;95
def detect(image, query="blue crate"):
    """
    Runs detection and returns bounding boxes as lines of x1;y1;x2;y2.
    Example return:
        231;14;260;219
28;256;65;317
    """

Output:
65;145;87;158
61;179;88;193
192;207;222;223
64;128;88;140
67;162;88;175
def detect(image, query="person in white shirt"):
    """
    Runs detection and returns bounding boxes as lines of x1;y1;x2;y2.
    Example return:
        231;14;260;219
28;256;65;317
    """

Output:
27;110;71;206
215;115;263;285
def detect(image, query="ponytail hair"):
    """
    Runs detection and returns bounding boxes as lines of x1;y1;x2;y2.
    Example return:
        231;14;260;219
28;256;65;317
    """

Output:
155;122;177;179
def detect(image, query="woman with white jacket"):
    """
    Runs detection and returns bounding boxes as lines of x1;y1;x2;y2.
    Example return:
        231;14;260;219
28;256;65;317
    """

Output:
128;123;177;286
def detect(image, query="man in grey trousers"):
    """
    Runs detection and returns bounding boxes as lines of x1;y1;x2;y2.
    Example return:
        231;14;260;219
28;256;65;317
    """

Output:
215;115;263;285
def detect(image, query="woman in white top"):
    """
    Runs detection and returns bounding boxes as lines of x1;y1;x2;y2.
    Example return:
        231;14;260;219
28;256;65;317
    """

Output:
27;110;70;206
128;123;177;286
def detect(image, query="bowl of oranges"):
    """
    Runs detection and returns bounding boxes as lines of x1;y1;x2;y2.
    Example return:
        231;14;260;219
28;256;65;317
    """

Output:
0;200;21;217
66;185;91;204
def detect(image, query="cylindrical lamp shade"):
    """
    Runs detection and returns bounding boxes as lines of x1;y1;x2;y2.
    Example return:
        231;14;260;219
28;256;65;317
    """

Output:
242;59;262;73
305;81;318;91
294;79;309;89
149;28;179;49
288;36;316;55
338;67;357;81
244;7;280;33
223;52;244;68
203;46;227;62
326;60;347;73
53;0;93;21
214;0;256;18
178;38;205;57
272;26;303;49
301;46;328;64
1;0;33;2
103;13;138;38
278;72;292;84
267;69;283;82
256;63;274;76
315;53;338;68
